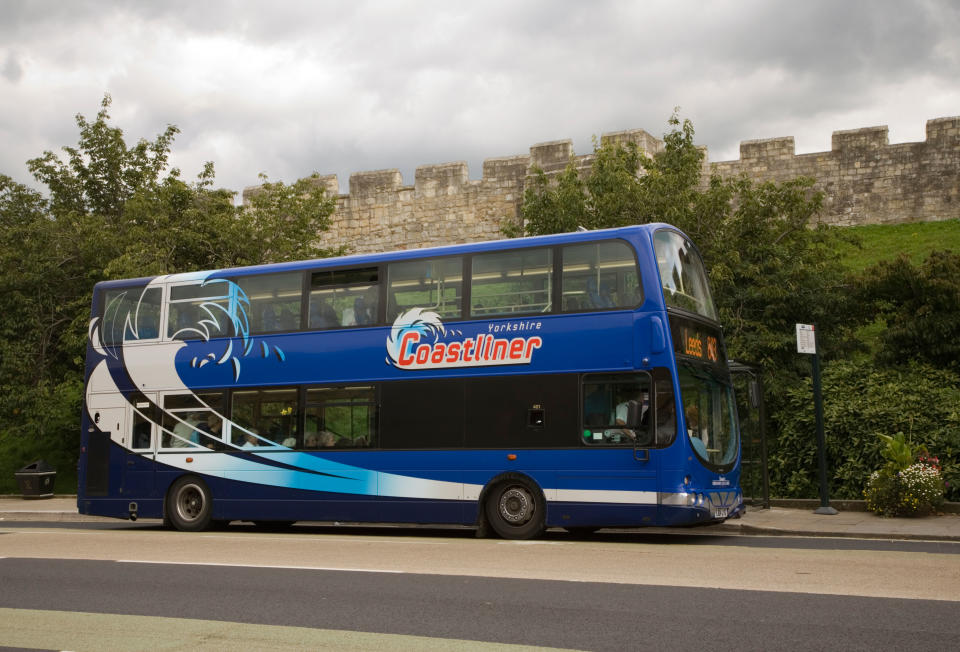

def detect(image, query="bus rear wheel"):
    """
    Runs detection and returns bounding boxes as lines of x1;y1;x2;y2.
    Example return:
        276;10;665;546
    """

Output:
485;478;545;540
167;476;213;532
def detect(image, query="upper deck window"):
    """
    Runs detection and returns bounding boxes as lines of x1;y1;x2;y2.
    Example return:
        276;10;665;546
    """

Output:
102;286;161;343
309;267;379;329
653;230;717;320
239;272;303;333
167;281;234;340
471;248;552;317
560;241;641;311
387;256;462;322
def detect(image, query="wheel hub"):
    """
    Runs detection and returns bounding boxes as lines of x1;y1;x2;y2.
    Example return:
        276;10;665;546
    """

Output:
178;487;203;520
499;487;533;524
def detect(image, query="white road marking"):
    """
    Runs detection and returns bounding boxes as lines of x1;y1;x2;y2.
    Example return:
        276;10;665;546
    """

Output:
116;559;406;573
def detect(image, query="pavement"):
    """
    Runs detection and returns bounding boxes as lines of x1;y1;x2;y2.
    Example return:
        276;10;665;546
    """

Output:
2;496;959;541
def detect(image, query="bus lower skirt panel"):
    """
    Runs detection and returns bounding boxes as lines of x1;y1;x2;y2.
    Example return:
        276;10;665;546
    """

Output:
547;501;659;528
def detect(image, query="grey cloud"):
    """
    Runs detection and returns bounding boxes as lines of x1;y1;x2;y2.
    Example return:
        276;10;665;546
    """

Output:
0;0;956;199
2;52;23;82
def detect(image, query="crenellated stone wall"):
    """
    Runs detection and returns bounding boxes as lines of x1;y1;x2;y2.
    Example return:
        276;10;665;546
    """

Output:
710;117;960;227
244;117;959;253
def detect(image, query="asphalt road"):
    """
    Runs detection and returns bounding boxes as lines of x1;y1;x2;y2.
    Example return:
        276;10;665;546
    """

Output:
1;523;959;651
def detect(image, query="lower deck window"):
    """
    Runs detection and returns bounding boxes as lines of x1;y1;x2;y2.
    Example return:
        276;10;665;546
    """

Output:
581;369;675;447
304;386;376;448
582;374;651;446
231;388;299;448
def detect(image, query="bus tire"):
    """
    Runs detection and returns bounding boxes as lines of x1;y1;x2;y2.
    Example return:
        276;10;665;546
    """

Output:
484;476;545;540
166;476;213;532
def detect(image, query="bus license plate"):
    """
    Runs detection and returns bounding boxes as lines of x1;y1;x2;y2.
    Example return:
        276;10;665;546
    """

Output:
712;507;729;519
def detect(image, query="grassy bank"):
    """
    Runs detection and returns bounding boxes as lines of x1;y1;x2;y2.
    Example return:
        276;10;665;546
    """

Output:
833;218;960;271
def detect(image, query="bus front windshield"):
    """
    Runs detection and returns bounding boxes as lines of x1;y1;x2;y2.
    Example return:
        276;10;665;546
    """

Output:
679;363;738;470
653;230;717;320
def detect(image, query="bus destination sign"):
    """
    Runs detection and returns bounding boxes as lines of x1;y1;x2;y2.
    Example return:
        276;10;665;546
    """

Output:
670;317;722;365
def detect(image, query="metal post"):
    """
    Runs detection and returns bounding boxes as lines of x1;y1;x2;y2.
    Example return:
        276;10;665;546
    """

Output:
811;349;837;515
757;373;770;510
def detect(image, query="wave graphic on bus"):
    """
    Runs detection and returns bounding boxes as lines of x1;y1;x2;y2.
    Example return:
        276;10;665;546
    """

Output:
89;277;285;382
87;274;295;451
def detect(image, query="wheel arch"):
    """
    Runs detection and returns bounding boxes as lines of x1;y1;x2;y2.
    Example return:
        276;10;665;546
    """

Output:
475;471;548;531
164;473;215;531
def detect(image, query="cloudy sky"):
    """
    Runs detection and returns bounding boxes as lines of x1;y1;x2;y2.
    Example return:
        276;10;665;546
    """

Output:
2;0;957;198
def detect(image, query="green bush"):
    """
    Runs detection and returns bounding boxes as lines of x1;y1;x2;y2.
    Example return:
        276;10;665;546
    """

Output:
768;359;960;502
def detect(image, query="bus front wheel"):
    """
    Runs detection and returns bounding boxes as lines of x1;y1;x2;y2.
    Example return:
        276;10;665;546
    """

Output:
166;476;213;532
485;477;545;540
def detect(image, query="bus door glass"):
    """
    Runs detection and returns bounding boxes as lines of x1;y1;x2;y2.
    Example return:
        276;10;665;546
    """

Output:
678;364;738;470
123;393;157;496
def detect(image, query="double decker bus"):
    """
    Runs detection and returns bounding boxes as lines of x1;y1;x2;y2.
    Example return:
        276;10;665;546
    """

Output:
78;224;742;539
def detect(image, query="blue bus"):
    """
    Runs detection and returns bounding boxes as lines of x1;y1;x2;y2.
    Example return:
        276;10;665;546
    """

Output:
78;224;742;538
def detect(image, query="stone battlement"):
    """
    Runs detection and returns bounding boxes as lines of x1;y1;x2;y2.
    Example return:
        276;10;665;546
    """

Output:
712;117;959;227
245;118;959;253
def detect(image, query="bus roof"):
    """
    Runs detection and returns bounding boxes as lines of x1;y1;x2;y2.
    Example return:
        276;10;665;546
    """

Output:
93;223;683;290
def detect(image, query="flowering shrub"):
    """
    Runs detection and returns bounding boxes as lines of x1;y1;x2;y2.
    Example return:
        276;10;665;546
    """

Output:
864;441;945;517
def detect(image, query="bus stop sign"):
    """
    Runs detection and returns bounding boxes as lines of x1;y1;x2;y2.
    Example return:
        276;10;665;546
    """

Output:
796;324;816;354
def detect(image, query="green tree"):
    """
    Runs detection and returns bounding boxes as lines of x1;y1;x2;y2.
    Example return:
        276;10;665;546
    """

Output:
857;251;960;370
27;94;180;222
0;96;339;491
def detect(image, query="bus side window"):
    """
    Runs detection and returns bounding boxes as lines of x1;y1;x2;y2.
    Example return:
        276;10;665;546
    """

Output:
309;267;379;330
387;257;462;322
581;374;651;446
131;411;152;449
238;272;303;334
167;282;232;340
159;392;226;449
134;288;162;340
561;241;642;311
231;388;299;447
305;386;377;448
471;248;552;317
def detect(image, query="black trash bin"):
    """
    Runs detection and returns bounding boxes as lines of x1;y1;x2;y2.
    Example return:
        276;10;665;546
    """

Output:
15;460;56;499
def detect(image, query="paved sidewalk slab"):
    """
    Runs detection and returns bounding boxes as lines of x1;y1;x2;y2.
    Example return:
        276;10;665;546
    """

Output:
709;505;960;542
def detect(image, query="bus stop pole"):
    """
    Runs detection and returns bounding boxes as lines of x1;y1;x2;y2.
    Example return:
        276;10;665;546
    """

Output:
796;323;837;515
811;351;837;515
757;373;770;510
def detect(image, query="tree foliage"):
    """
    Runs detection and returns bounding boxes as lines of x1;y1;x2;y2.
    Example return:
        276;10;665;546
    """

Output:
856;250;960;370
0;95;338;490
